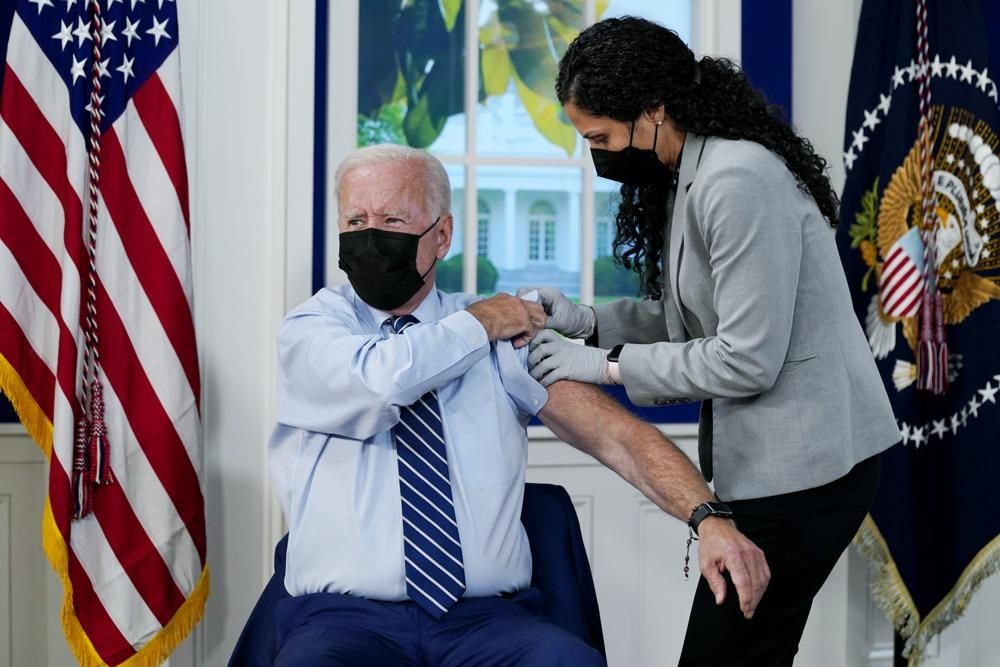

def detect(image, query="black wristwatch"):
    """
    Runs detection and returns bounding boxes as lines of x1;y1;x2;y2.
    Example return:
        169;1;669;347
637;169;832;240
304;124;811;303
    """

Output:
688;501;734;535
606;344;624;363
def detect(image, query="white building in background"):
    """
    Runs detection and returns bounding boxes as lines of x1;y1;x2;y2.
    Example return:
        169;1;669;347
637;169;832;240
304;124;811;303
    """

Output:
432;82;619;297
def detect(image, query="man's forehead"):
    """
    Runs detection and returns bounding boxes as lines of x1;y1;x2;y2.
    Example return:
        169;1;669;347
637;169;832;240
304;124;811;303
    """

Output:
341;205;411;217
340;164;426;209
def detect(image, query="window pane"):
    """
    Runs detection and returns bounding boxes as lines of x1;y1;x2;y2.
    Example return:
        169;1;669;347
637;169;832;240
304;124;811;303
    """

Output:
438;165;466;294
357;0;467;154
528;221;540;261
593;176;642;302
602;0;692;42
477;165;582;297
477;0;588;158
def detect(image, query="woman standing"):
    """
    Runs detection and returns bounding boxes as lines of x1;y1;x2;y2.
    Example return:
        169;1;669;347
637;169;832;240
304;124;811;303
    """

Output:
526;17;900;666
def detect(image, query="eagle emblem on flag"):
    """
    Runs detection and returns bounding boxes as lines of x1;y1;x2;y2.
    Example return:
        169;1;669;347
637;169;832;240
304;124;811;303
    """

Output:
850;105;1000;384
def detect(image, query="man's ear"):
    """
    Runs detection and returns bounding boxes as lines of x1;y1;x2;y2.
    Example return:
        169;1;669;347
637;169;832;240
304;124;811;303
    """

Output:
436;214;454;259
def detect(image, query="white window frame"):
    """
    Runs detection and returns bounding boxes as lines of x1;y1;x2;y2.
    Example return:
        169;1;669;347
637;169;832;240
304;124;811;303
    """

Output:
324;0;741;304
596;216;612;258
476;199;490;257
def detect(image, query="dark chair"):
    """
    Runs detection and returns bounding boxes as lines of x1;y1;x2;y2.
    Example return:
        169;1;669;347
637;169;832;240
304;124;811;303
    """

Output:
229;483;605;665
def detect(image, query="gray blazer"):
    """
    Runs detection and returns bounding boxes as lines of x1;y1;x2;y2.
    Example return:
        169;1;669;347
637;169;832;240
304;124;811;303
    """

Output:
593;133;900;501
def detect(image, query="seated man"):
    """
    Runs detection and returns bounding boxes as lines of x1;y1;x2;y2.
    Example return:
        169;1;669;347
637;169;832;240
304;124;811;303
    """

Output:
268;144;768;666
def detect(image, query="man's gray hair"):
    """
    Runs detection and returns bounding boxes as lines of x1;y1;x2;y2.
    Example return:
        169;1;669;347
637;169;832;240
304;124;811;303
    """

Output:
335;144;451;219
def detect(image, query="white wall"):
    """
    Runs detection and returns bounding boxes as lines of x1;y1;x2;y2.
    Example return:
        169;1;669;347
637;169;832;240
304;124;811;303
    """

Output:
792;0;863;194
172;0;317;663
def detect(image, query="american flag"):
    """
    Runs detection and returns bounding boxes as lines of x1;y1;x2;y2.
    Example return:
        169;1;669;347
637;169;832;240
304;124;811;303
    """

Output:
0;0;206;665
879;226;927;318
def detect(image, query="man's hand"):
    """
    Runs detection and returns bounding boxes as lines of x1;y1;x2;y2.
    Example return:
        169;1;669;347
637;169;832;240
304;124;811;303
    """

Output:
528;331;610;386
465;293;545;348
697;517;771;619
516;286;595;339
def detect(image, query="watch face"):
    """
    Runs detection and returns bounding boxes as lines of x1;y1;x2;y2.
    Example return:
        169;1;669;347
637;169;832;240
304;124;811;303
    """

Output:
689;502;735;533
706;502;733;517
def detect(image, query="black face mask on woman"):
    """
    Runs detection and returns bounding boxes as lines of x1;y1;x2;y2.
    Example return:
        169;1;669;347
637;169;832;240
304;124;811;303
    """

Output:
338;217;440;311
590;121;674;186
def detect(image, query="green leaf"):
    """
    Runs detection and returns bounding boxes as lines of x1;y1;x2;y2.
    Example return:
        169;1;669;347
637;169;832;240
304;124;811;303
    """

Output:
401;51;464;148
481;45;512;96
542;0;583;30
849;177;879;247
421;47;465;121
357;102;406;147
499;0;563;99
358;0;405;115
391;71;407;104
479;10;513;96
861;266;875;292
439;0;462;32
545;14;578;48
402;95;446;147
512;72;577;156
395;0;453;96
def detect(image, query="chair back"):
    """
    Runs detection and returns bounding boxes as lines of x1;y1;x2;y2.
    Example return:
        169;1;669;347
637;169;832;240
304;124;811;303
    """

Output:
229;482;604;665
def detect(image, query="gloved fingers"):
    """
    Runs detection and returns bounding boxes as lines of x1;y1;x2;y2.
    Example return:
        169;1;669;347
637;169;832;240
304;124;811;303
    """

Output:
534;286;567;314
538;366;566;387
528;329;560;353
531;357;567;387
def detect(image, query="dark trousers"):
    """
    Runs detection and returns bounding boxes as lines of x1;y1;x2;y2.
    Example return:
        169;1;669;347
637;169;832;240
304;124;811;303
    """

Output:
273;586;606;667
679;454;881;666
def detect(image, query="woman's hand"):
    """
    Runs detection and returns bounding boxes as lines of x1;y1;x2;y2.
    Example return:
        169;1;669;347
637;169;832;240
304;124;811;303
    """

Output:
528;330;610;386
517;286;595;339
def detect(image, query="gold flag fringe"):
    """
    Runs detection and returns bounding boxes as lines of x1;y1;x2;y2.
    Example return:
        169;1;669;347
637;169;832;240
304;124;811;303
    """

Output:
2;354;210;665
854;514;1000;665
0;353;54;455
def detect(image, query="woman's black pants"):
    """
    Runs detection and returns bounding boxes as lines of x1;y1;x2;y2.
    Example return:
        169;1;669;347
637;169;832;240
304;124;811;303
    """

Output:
678;454;881;666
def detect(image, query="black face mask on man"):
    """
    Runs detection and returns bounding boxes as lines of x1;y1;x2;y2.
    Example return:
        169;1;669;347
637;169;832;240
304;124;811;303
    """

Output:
338;217;441;311
590;120;674;186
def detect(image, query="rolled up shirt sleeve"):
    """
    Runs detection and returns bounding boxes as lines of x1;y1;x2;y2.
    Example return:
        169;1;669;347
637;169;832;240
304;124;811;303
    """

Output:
494;340;549;419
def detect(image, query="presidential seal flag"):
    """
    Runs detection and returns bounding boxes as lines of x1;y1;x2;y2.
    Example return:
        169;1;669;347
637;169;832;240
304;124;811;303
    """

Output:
0;0;207;664
837;0;1000;661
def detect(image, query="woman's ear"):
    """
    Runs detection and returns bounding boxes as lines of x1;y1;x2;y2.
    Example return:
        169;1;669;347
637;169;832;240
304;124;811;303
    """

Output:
644;104;667;124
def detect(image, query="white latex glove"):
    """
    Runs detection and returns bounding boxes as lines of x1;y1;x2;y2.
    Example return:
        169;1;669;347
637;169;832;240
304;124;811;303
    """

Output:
516;286;595;339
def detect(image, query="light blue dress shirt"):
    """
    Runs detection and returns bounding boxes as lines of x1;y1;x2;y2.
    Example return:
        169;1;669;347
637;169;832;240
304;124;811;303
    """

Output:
268;284;549;600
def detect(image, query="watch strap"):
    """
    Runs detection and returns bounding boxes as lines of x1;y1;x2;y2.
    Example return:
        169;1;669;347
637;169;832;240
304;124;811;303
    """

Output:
688;501;734;535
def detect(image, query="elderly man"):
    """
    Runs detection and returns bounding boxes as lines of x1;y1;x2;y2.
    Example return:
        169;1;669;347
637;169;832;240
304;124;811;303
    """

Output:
268;144;769;666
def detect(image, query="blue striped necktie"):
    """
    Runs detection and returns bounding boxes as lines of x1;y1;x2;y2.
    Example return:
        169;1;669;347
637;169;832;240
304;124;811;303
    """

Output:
388;315;466;618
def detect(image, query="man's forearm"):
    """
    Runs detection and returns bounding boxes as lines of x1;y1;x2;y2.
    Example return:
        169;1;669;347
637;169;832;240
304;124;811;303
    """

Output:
539;380;771;618
538;380;714;522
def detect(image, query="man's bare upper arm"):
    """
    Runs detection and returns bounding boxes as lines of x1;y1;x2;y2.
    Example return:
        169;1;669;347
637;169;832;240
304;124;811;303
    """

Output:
538;380;650;468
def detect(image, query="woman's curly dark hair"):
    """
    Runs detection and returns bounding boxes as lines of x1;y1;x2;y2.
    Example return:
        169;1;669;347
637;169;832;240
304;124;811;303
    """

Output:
557;16;839;298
